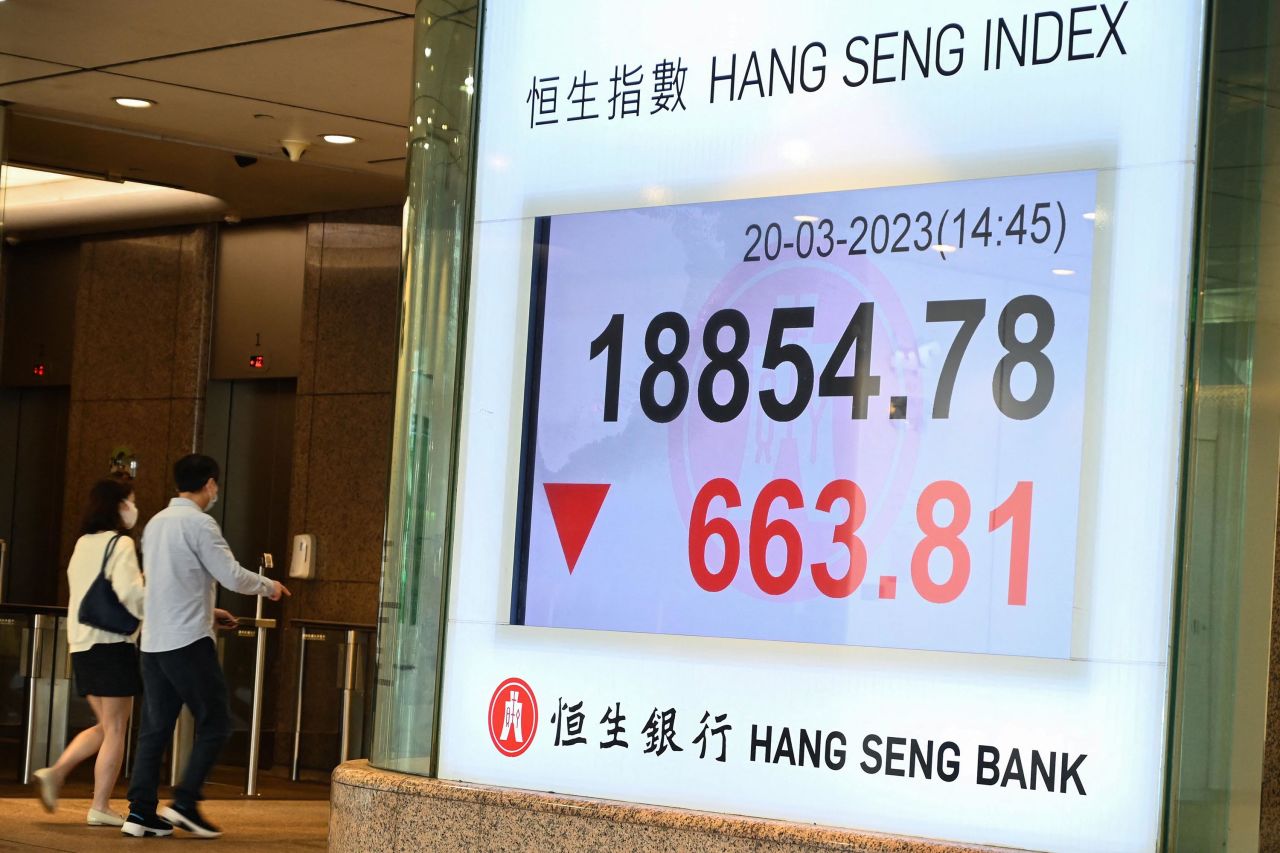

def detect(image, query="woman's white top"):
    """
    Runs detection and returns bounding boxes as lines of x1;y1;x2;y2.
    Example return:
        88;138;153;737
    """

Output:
66;530;146;653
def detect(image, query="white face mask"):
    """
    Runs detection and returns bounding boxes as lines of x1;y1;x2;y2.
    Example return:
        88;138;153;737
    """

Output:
121;500;138;530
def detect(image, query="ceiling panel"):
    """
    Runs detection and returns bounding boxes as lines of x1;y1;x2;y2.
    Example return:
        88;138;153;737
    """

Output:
0;72;407;169
0;0;398;68
112;17;415;126
5;113;405;222
0;54;76;85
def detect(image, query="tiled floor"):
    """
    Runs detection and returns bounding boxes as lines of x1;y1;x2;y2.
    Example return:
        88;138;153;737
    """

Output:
0;764;332;802
0;796;330;852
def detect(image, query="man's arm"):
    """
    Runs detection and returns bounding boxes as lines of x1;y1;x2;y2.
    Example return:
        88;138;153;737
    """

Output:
194;518;288;600
212;608;239;629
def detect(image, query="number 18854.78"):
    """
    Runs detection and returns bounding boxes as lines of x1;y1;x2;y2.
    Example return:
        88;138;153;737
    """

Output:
589;296;1057;425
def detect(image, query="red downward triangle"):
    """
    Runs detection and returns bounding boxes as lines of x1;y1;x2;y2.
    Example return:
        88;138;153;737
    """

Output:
543;483;610;574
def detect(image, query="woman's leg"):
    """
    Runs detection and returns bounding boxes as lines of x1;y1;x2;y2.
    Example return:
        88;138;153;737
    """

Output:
91;697;132;813
48;695;105;784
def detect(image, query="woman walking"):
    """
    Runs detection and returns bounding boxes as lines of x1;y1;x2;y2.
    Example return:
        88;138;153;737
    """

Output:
32;477;145;826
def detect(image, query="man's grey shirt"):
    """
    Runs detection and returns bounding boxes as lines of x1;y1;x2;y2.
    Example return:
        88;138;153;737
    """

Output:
140;497;274;653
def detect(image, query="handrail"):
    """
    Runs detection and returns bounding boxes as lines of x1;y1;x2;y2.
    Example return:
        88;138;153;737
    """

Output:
0;603;67;617
288;618;376;632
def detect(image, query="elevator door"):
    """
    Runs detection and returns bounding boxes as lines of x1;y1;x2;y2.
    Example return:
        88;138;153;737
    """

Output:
0;386;69;782
203;378;295;770
0;386;70;606
204;379;295;594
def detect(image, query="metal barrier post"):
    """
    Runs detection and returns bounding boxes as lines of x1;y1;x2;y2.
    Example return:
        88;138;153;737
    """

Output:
49;617;71;759
21;614;54;783
245;554;274;797
340;630;357;764
290;628;308;781
170;709;193;786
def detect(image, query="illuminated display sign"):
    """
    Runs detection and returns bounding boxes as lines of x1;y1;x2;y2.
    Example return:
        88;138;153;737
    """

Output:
436;1;1208;850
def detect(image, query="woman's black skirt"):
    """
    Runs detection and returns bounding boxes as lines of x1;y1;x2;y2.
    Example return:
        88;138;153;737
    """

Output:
71;642;142;697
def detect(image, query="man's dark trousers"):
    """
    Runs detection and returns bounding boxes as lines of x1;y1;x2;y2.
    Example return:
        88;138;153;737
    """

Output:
127;638;231;815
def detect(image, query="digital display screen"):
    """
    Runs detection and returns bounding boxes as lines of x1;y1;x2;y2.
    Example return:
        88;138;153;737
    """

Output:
513;171;1096;658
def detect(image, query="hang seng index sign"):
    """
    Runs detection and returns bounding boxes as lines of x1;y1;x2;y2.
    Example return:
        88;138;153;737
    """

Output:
513;170;1095;659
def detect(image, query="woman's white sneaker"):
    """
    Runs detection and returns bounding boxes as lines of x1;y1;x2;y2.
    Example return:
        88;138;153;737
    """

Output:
30;768;59;813
87;807;125;826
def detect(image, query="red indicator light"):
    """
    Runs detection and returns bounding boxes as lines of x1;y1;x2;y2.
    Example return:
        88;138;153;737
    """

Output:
248;355;266;370
32;363;46;377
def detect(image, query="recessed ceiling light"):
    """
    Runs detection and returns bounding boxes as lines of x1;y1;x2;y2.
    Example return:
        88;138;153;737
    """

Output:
793;215;819;223
1051;268;1076;276
321;134;359;144
113;97;155;109
934;243;958;253
1082;211;1097;221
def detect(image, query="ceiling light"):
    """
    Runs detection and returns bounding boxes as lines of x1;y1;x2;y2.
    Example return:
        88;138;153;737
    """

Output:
423;47;432;58
113;97;155;109
934;244;958;253
441;124;448;130
1082;211;1097;221
793;215;819;223
1051;268;1076;276
321;134;358;144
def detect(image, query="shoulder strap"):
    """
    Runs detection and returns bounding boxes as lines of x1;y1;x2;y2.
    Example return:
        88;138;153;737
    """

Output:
100;533;124;578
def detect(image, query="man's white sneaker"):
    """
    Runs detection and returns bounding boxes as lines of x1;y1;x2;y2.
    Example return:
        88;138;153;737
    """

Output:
120;812;174;837
159;803;222;838
30;768;58;813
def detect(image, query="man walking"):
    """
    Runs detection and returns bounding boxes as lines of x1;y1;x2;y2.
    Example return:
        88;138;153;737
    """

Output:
122;454;288;839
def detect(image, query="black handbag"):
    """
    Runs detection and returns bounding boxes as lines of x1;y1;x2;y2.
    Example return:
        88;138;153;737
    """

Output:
77;534;141;635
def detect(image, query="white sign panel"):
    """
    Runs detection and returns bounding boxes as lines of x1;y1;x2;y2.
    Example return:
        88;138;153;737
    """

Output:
439;2;1206;851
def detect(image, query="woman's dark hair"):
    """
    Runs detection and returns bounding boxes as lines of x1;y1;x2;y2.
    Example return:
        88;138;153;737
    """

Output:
80;478;135;535
174;454;220;493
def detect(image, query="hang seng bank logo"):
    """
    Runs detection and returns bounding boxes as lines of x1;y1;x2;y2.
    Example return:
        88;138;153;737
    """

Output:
489;678;538;757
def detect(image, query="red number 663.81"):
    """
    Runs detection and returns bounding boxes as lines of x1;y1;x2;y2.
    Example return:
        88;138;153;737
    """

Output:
688;478;1032;605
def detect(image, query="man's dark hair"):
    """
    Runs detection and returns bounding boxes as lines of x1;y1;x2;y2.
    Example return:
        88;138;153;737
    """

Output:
80;478;135;535
174;454;220;493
